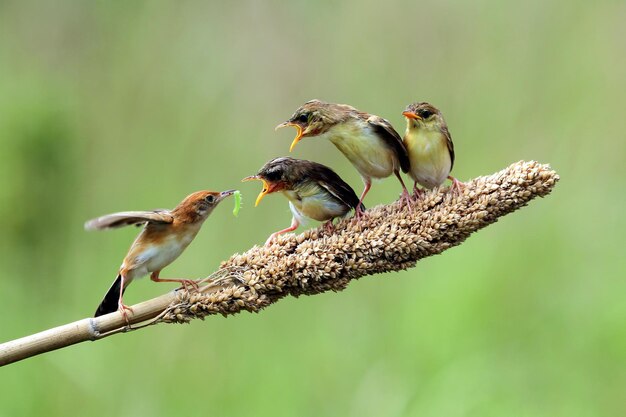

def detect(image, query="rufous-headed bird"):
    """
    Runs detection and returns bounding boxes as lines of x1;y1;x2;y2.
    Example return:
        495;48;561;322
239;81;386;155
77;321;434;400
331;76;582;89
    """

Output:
275;99;411;212
85;189;236;318
242;157;363;245
402;102;464;195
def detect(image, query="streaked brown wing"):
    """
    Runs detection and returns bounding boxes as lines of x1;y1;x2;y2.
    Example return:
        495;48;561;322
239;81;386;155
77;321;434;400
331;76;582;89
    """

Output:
366;115;411;173
442;124;455;170
84;210;174;231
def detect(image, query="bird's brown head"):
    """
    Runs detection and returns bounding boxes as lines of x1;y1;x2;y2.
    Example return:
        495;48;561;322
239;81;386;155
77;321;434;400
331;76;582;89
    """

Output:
275;99;351;152
172;189;236;223
402;102;447;133
242;157;301;206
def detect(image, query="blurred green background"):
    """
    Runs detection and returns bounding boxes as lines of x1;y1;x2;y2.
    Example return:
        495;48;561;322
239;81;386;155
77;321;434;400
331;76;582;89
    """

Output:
1;0;624;416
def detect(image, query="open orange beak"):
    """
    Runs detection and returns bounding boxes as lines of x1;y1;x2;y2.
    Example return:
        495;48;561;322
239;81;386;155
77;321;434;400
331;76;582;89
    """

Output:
242;175;273;206
275;121;304;152
402;111;421;120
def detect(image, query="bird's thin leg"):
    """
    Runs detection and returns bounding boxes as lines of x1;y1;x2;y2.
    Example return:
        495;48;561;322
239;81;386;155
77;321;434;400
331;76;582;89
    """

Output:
394;170;412;209
413;182;423;200
355;178;371;220
117;274;133;325
266;216;300;246
150;271;200;292
448;176;465;194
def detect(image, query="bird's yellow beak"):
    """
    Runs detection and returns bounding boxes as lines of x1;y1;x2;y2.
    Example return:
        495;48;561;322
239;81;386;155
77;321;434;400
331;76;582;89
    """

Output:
402;111;421;120
242;175;271;206
275;121;304;152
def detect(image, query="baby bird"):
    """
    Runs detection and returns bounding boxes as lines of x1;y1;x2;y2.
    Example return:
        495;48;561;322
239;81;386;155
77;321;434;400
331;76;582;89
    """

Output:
85;190;235;318
242;157;362;245
275;99;411;212
402;102;463;195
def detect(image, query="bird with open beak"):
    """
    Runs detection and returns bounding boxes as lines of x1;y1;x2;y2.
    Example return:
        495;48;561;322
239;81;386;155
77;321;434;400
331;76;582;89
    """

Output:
242;157;363;245
275;99;411;213
402;102;464;196
85;189;236;319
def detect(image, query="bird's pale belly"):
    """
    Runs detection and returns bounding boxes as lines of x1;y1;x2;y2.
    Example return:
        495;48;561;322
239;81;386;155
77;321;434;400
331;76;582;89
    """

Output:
123;234;195;279
406;131;451;189
284;191;347;222
326;127;396;179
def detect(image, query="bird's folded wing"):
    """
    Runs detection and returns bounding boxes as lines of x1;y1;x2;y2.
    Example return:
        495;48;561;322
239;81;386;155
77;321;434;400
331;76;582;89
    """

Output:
442;124;455;170
367;115;411;173
311;169;361;210
317;181;359;210
84;210;174;230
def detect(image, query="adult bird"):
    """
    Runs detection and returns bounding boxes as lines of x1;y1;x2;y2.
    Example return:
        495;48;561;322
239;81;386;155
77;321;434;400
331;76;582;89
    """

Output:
85;190;236;318
276;99;411;212
243;157;363;244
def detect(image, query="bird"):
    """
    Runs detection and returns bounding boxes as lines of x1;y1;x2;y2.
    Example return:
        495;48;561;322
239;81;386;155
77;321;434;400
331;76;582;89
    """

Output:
242;157;363;245
401;102;464;196
85;189;236;319
275;99;412;213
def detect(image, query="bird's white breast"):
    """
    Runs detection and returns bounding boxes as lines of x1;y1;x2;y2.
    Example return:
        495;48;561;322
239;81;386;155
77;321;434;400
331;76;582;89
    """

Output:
283;186;347;222
123;226;200;279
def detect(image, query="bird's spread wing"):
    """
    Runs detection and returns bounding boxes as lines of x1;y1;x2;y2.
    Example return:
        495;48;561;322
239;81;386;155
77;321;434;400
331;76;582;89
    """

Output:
308;167;361;210
366;115;411;173
84;210;174;231
442;124;455;170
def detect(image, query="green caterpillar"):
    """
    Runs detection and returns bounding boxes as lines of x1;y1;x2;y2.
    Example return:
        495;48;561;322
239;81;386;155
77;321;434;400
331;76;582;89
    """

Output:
232;190;242;217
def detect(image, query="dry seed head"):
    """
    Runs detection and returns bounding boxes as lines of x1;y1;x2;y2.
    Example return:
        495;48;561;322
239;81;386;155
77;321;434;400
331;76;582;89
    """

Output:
160;161;559;324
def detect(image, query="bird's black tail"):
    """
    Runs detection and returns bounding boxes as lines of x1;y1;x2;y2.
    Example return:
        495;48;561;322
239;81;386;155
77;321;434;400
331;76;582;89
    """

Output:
94;274;126;317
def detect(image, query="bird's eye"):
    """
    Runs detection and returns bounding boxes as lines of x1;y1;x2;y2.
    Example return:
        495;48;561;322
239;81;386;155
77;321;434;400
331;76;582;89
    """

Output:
296;113;309;123
205;195;215;204
419;109;433;119
265;171;281;182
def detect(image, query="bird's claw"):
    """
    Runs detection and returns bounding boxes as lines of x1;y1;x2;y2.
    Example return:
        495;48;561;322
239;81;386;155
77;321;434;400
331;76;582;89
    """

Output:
265;234;278;246
180;279;200;292
118;303;134;326
448;177;465;195
400;190;413;210
354;206;368;221
412;186;423;200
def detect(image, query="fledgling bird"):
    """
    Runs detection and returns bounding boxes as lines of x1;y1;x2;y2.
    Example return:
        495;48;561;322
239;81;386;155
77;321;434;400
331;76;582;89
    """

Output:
242;157;363;245
85;189;236;318
402;102;464;195
275;99;412;212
